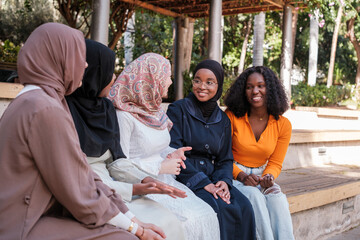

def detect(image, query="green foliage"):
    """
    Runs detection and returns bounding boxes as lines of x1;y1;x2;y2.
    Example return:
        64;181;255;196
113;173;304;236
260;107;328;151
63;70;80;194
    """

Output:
0;0;58;45
294;2;359;84
132;9;174;61
0;40;21;63
291;82;353;107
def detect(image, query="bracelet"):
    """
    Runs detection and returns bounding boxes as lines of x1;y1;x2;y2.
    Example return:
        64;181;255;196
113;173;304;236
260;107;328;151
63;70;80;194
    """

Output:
140;227;145;237
127;221;134;233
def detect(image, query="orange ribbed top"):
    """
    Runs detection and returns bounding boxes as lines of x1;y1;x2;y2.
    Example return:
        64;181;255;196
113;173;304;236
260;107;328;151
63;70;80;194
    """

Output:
225;110;292;179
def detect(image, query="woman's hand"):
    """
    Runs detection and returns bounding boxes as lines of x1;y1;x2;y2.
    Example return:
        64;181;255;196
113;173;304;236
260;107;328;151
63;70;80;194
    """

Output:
215;181;231;204
135;176;187;198
204;182;230;204
159;147;192;175
132;217;166;240
237;172;260;187
259;174;274;188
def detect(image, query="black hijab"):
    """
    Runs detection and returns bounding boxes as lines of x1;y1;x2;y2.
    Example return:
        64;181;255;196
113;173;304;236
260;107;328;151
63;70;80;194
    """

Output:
191;59;224;118
66;39;125;160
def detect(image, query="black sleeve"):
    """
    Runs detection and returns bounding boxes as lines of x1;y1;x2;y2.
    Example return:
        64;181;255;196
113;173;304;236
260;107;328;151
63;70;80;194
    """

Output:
211;114;234;188
167;102;212;191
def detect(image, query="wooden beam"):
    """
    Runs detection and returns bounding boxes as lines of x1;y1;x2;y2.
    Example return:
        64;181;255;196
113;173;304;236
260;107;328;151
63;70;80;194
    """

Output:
0;83;23;99
120;0;194;20
263;0;284;8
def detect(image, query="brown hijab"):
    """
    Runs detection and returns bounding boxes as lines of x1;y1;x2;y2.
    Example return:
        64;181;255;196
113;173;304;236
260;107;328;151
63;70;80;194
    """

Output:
17;22;86;113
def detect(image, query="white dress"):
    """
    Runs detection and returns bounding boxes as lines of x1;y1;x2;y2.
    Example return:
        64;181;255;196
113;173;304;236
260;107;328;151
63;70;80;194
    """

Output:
108;111;220;240
87;151;185;240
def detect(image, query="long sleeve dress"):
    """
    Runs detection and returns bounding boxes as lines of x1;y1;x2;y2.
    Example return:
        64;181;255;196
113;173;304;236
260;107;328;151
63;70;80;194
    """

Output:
0;89;136;240
108;110;221;240
87;150;185;240
166;95;256;240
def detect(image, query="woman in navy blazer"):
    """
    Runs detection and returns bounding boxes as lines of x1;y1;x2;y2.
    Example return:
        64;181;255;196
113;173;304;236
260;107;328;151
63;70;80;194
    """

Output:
167;59;256;240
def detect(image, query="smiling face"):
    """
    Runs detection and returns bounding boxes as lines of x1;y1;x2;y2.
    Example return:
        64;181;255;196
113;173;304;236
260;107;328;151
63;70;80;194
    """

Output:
192;68;218;102
245;72;267;110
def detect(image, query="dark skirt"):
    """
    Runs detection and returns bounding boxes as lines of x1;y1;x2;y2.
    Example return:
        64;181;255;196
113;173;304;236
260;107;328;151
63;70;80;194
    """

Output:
194;186;256;240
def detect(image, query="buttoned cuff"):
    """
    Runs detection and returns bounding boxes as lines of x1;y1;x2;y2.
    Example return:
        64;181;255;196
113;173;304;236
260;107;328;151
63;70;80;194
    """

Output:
185;172;210;190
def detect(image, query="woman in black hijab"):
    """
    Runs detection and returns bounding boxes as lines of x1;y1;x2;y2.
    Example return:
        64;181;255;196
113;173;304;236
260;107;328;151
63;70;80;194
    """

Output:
66;39;187;240
167;59;256;240
66;39;123;159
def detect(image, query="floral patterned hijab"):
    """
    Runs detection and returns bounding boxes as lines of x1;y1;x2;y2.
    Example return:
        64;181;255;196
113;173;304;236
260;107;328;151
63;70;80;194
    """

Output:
108;53;173;130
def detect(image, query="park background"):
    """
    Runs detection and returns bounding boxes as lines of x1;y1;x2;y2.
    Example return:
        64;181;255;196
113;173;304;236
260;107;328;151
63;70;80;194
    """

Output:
1;0;360;108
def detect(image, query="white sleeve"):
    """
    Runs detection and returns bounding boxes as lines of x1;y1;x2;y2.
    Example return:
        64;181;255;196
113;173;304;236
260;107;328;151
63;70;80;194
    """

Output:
107;211;138;234
108;110;155;183
89;161;134;202
160;146;177;159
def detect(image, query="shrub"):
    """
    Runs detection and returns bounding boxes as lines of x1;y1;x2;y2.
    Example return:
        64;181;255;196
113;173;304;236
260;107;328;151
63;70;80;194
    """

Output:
0;40;21;63
291;82;353;107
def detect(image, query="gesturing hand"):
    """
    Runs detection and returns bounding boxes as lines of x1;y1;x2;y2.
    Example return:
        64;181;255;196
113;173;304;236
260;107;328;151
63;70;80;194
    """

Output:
159;146;192;175
259;174;274;188
134;176;187;198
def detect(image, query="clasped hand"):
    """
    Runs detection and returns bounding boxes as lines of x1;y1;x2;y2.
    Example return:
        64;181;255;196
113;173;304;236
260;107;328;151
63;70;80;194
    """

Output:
238;172;274;188
159;146;192;175
204;181;231;204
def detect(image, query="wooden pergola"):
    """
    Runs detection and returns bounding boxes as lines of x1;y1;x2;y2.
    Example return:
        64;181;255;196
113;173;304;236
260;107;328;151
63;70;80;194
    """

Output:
92;0;308;99
119;0;307;18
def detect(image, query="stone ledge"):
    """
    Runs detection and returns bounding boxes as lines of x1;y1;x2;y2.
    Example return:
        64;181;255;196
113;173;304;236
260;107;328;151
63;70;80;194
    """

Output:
290;129;360;144
295;106;360;120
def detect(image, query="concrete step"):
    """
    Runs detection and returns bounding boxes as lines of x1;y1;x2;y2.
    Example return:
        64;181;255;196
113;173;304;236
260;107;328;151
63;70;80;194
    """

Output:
327;224;360;240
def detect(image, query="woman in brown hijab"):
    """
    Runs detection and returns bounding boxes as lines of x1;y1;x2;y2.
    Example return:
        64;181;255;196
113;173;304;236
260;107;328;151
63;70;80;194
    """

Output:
0;23;164;240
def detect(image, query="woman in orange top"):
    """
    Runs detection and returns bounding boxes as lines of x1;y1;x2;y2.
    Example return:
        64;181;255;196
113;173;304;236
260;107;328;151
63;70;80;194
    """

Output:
224;66;294;240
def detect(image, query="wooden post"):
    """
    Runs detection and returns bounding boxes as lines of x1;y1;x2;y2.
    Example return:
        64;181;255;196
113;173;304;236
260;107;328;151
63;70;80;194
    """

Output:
208;0;222;62
91;0;110;45
280;4;293;101
174;17;186;100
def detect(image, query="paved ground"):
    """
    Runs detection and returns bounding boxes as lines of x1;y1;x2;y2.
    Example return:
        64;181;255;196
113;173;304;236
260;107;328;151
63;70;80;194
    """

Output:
327;225;360;240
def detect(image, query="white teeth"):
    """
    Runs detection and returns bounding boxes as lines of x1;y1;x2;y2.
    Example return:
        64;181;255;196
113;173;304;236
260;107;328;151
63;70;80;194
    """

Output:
252;97;261;101
198;92;207;97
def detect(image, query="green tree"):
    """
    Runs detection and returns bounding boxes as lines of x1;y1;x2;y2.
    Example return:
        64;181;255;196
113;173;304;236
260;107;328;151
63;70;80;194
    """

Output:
0;0;58;44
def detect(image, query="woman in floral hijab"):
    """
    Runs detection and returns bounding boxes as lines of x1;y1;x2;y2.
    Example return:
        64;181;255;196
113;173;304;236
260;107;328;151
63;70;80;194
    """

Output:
107;53;221;240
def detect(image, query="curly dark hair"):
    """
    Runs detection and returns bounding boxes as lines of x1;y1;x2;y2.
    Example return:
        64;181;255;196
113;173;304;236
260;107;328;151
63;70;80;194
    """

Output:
224;66;289;120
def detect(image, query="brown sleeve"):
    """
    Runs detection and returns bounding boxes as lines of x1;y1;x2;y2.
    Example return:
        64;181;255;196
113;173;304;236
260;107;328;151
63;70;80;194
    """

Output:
28;105;128;227
92;171;130;213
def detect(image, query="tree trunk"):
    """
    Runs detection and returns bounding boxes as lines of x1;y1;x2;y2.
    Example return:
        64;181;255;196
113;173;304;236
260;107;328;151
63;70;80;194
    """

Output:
291;10;298;69
238;16;252;74
327;4;343;87
184;18;194;72
202;19;209;56
308;12;319;86
253;12;265;66
346;8;360;101
124;13;135;66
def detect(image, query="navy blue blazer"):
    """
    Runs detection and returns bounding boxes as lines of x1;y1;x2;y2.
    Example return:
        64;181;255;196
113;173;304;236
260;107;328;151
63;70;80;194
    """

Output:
167;96;234;191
